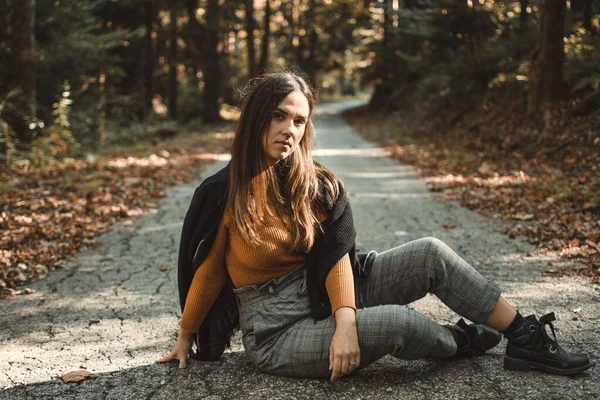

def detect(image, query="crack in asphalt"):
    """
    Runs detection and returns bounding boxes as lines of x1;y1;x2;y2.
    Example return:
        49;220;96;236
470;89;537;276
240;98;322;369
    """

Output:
154;281;166;295
98;349;112;365
470;357;506;398
1;370;17;387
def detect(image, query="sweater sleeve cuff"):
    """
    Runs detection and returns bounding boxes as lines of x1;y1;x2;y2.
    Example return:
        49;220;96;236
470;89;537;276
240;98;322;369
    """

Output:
325;253;356;315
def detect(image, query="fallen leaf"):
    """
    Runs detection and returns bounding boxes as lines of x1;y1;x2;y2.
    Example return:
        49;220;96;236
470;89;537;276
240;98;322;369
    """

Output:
583;201;599;210
24;288;35;295
59;370;93;383
441;221;456;229
585;239;600;253
478;162;493;175
514;213;534;221
124;177;142;187
158;265;172;272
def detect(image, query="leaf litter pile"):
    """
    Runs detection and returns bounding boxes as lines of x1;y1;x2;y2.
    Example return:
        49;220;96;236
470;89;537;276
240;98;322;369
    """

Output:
1;131;233;299
344;99;600;283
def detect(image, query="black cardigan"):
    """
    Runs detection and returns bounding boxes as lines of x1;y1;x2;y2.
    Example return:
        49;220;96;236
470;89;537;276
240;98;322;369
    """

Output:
177;163;369;360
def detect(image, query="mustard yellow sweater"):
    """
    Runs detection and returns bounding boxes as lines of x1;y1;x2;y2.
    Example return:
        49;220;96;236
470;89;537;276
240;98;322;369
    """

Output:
180;210;356;333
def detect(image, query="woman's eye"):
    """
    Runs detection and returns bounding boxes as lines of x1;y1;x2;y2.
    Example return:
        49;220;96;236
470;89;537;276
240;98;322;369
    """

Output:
272;113;283;120
295;119;305;126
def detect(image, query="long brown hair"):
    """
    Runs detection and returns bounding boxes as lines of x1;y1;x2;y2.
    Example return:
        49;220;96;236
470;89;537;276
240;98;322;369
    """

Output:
227;71;339;252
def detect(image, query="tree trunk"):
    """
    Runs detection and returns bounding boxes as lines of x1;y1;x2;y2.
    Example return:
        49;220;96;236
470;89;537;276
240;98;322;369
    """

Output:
221;32;235;105
186;0;201;88
204;0;221;122
99;71;106;146
520;0;529;28
528;0;568;117
258;0;271;74
168;1;178;120
282;0;298;67
11;0;37;144
570;0;584;12
371;0;393;105
144;0;155;115
245;0;257;78
583;0;593;32
382;0;392;81
305;0;318;86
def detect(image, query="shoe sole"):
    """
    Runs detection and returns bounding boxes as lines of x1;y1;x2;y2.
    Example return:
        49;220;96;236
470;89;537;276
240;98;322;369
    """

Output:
504;356;592;375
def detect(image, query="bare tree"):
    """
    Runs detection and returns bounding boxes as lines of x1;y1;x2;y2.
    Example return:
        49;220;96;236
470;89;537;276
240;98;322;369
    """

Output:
528;0;568;117
204;0;221;122
305;0;318;86
245;0;257;78
282;0;298;67
258;0;271;74
168;0;178;120
583;0;594;33
11;0;37;144
143;0;156;115
186;0;202;88
520;0;529;28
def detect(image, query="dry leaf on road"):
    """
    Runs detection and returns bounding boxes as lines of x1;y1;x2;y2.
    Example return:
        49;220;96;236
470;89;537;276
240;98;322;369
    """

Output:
59;370;93;383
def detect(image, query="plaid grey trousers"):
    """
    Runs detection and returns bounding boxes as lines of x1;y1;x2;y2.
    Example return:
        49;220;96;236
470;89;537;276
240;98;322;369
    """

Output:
232;237;502;378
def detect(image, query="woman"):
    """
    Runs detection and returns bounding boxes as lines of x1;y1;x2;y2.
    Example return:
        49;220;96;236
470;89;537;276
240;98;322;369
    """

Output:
159;72;590;381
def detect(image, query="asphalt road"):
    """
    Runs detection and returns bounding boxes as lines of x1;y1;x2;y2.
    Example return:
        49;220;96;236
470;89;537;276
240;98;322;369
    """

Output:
1;101;598;400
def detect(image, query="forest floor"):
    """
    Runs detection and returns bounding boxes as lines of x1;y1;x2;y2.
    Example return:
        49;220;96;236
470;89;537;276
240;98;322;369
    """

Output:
0;122;235;299
343;94;600;285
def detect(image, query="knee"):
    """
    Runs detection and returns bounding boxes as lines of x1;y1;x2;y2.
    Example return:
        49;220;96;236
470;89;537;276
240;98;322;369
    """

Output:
415;237;456;267
360;306;429;357
364;305;410;343
416;237;449;255
412;237;453;282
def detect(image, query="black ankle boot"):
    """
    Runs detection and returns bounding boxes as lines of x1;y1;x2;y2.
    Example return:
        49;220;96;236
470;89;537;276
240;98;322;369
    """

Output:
504;312;591;375
446;318;502;357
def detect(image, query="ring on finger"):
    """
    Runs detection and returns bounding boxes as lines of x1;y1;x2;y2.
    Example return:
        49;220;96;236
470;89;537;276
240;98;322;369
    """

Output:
349;361;357;367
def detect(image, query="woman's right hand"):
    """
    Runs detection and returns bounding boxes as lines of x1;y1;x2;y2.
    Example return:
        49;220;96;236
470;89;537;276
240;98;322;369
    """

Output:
158;328;195;369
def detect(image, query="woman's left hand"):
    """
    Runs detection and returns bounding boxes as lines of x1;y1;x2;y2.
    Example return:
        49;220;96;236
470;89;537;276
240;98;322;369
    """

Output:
329;307;360;382
158;328;195;369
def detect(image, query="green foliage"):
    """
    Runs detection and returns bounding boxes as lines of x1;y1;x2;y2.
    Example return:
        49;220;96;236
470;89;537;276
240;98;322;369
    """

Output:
30;126;76;166
369;0;598;122
31;81;78;166
0;89;20;167
35;0;129;117
565;17;600;93
1;0;597;168
178;84;204;122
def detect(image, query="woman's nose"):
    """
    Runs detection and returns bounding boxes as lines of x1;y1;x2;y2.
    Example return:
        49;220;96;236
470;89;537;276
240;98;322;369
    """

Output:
282;123;294;136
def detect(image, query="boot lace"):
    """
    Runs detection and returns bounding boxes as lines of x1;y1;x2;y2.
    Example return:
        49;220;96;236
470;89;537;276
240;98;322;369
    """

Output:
536;312;558;352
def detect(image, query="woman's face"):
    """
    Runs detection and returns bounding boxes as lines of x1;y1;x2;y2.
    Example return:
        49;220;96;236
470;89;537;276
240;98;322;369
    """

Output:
263;90;310;165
